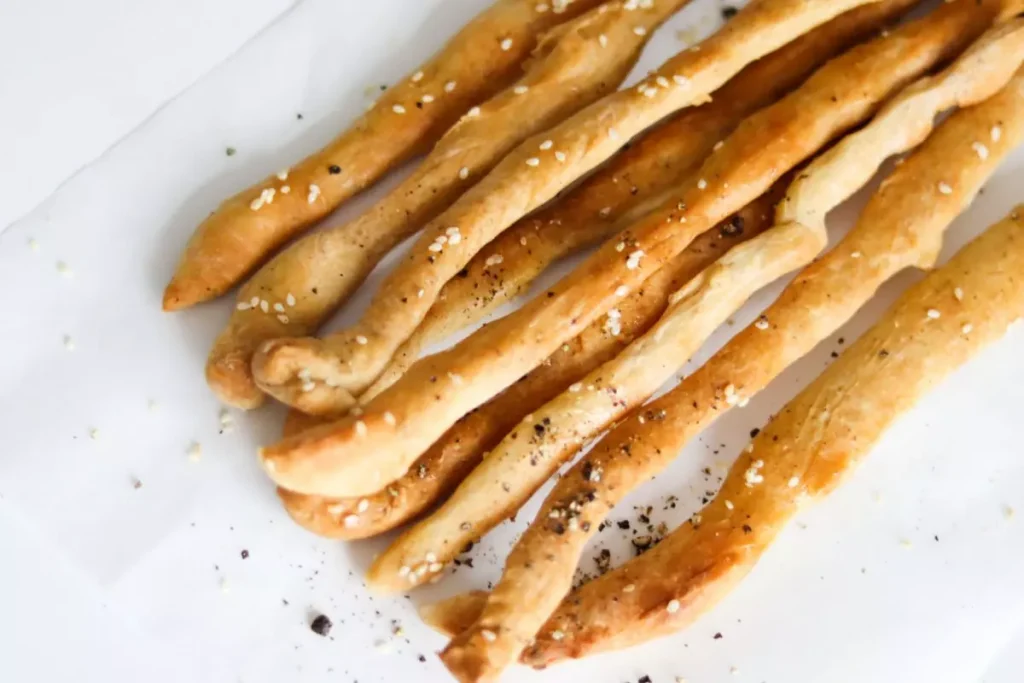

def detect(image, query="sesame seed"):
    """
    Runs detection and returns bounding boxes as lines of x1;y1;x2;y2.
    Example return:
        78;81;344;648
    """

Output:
357;499;369;513
467;106;480;117
301;380;315;392
623;584;635;593
569;383;582;392
411;70;424;82
656;76;670;88
428;242;443;252
598;34;608;47
725;500;734;510
961;323;973;335
343;514;359;528
276;169;289;181
277;314;289;324
259;300;269;313
754;318;769;330
526;157;541;167
384;411;397;426
539;140;553;150
398;566;411;577
89;427;99;440
236;302;251;311
554;151;566;162
280;185;290;194
307;184;321;204
633;26;647;36
551;630;565;641
514;85;528;94
501;38;513;51
56;261;73;277
673;74;689;87
697;179;708;190
28;238;39;251
666;600;680;613
392;104;406;114
927;309;941;320
355;335;368;345
599;207;612;217
937;182;953;195
459;167;469;179
615;241;625;252
609;127;619;140
954;287;964;301
444;81;456;93
425;552;438;563
713;140;724;151
448;372;464;385
536;2;549;11
972;142;990;160
422;94;434;103
286;293;296;306
418;289;424;298
355;420;368;437
481;629;497;642
1005;505;1015;519
991;125;1002;142
520;236;528;246
615;285;629;297
851;251;861;258
788;476;800;488
900;538;913;549
485;254;504;267
273;302;285;312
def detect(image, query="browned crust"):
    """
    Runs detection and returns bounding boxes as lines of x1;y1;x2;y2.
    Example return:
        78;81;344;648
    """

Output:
259;0;993;500
279;188;783;540
523;203;1024;666
360;0;919;404
250;0;881;413
205;0;685;409
439;52;1024;680
162;0;607;311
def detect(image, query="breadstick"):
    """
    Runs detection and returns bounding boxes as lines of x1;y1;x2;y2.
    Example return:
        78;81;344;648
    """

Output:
360;0;918;403
206;0;687;409
280;187;783;539
260;0;993;499
438;46;1024;682
522;204;1024;666
251;0;882;412
162;0;606;312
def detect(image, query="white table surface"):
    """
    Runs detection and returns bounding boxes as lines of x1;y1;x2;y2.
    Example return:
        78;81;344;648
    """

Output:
2;1;1023;682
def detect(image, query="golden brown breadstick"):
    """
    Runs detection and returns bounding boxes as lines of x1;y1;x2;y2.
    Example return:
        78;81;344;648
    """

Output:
522;203;1024;666
206;0;687;409
280;188;784;539
251;0;882;412
260;0;994;499
360;0;918;403
162;0;606;312
438;50;1024;682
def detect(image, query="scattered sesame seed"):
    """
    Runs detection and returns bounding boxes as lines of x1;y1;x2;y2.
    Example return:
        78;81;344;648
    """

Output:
88;427;99;440
276;169;289;181
343;513;360;528
428;242;443;253
656;76;670;88
355;335;368;345
412;70;424;82
954;287;964;301
569;383;582;392
485;254;504;267
536;2;549;11
459;167;469;180
392;104;406;114
526;157;541;167
279;185;290;194
788;476;800;488
623;584;635;593
725;500;734;510
250;296;260;307
422;94;435;103
398;565;411;577
991;125;1002;142
514;85;528;94
301;380;316;392
900;538;913;549
754;317;769;330
384;411;397;426
277;314;289;324
551;630;565;641
286;293;296;306
598;34;608;47
961;323;973;335
355;420;368;437
444;80;457;93
481;629;497;642
1005;505;1015;519
851;251;861;258
927;309;941;320
666;600;680;613
357;499;370;513
615;285;629;297
501;38;513;51
28;238;39;251
260;300;269;313
273;302;285;313
539;140;553;150
673;74;689;87
697;179;708;190
625;249;644;270
972;141;990;160
520;236;528;246
937;182;953;195
307;184;321;204
633;26;647;36
713;140;725;151
467;106;480;117
554;151;566;162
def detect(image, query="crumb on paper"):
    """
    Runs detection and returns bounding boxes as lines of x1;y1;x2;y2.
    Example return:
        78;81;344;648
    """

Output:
310;614;332;636
56;261;73;277
225;147;236;156
187;441;202;462
219;576;230;593
147;399;158;412
219;408;234;433
131;477;143;489
63;335;75;351
899;538;913;549
88;427;99;440
1005;506;1015;520
28;238;40;251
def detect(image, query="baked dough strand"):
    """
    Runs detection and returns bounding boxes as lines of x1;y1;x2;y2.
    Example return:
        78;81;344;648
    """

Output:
439;52;1024;679
206;0;687;409
251;0;882;410
524;203;1024;665
259;0;993;499
162;0;606;311
360;0;918;404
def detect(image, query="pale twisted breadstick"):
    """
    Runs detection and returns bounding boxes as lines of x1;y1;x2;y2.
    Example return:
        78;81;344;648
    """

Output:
280;188;784;539
437;40;1024;682
206;0;686;409
360;0;917;403
521;203;1024;666
162;0;606;312
260;0;989;499
251;0;882;413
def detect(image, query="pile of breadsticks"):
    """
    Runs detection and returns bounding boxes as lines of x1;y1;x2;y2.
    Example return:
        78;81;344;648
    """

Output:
164;0;1024;680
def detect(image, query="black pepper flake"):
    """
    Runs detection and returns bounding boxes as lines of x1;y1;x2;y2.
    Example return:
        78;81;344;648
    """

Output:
533;423;545;435
749;428;760;438
296;113;303;120
241;549;249;560
639;676;653;683
310;614;333;636
617;520;630;530
328;165;342;174
418;654;427;663
879;349;890;357
714;632;723;639
721;6;738;20
742;524;753;534
721;214;744;237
